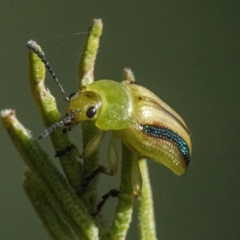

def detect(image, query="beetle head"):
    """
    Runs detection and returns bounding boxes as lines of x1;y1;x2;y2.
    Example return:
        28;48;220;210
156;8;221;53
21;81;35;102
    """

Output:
67;91;102;123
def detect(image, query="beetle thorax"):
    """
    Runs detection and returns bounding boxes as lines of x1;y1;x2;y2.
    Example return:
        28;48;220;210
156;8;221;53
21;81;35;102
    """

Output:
86;80;134;130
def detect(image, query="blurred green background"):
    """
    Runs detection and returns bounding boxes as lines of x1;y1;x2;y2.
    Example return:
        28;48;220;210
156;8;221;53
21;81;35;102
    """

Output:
0;1;239;239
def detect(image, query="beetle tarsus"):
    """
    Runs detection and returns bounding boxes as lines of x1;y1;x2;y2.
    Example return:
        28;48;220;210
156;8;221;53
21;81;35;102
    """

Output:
92;189;121;216
81;165;106;188
55;144;83;158
55;144;74;157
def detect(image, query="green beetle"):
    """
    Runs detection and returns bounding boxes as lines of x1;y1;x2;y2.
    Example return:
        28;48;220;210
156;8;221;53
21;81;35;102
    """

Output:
27;40;192;198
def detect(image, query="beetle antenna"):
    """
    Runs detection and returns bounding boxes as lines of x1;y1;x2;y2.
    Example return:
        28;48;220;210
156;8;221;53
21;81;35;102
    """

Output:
27;40;69;102
38;110;80;139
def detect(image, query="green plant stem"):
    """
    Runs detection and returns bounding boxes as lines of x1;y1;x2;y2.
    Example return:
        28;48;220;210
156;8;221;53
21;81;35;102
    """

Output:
138;159;157;240
1;109;98;239
78;19;108;240
109;144;134;240
79;19;103;177
79;19;103;87
109;68;136;239
78;19;103;209
28;43;82;191
23;170;79;240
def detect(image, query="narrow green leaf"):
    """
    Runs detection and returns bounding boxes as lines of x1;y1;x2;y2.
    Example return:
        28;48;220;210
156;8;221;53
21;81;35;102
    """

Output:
28;43;82;190
23;170;80;240
1;109;99;239
138;159;157;240
109;144;134;240
79;19;103;87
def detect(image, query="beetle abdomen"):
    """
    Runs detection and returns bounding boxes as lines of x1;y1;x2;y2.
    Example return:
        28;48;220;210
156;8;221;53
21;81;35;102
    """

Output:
141;125;190;165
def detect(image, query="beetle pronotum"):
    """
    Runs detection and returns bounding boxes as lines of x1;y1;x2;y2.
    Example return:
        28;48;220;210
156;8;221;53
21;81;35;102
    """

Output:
27;40;192;214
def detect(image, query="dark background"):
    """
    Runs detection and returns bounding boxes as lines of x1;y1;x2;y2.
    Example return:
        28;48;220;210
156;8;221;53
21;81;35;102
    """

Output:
0;1;239;239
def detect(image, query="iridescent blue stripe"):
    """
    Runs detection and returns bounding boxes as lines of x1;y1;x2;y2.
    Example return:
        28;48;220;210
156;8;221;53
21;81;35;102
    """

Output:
141;125;190;165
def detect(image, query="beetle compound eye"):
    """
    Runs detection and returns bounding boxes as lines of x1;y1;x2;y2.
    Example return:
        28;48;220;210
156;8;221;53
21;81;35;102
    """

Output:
86;106;97;118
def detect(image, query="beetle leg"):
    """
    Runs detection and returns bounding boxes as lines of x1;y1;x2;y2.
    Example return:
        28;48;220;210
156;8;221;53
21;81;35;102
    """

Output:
55;145;72;157
107;135;118;174
58;130;104;159
91;189;121;216
81;165;107;188
90;151;141;215
80;130;104;188
92;189;134;216
131;155;142;197
71;144;83;158
81;135;118;187
55;144;82;158
82;130;104;158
